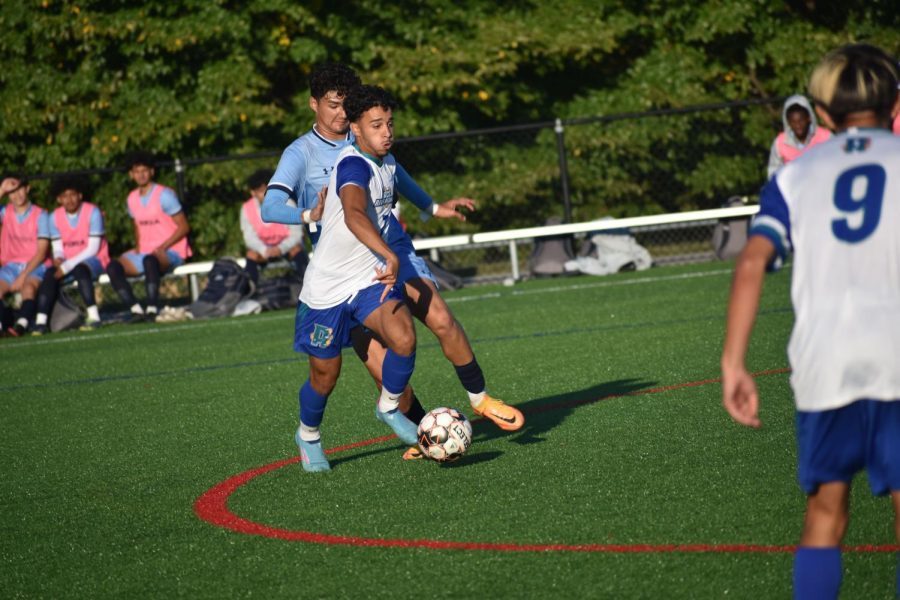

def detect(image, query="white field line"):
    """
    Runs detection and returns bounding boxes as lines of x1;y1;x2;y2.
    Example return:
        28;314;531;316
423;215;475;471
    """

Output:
2;268;734;349
445;268;733;303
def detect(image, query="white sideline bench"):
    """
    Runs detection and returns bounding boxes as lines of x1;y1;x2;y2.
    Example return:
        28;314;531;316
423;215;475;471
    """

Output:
93;205;759;301
96;257;253;302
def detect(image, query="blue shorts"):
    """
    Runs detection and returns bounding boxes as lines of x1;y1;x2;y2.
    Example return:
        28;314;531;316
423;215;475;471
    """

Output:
388;221;436;287
0;262;48;285
63;256;104;282
796;399;900;496
293;283;405;358
122;250;184;275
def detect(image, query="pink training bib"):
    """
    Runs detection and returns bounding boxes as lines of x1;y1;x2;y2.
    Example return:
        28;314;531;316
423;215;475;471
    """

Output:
243;198;290;248
126;185;191;258
53;202;110;268
776;127;831;163
1;203;46;266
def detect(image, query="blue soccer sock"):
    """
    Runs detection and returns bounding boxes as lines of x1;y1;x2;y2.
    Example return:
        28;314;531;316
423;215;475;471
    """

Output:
793;546;841;600
299;380;328;428
381;350;415;400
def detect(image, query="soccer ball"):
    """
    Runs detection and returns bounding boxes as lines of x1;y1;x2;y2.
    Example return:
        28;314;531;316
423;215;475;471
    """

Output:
417;407;473;462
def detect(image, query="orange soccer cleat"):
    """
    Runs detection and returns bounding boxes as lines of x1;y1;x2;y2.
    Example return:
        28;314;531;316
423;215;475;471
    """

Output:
402;446;425;460
473;395;524;431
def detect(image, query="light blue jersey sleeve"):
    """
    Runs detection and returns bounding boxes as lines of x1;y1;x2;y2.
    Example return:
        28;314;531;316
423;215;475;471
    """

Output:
37;210;51;239
0;206;5;223
48;214;60;239
749;177;792;271
89;206;105;236
160;188;183;216
394;163;434;212
262;142;306;225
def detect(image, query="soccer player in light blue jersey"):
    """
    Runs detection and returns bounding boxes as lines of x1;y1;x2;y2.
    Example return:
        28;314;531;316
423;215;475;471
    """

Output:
722;44;900;600
264;64;524;463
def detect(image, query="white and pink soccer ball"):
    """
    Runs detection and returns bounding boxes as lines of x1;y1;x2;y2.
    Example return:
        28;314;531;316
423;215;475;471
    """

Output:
416;407;473;462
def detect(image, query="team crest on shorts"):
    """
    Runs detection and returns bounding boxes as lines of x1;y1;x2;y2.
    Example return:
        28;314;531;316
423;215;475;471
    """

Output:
309;323;334;348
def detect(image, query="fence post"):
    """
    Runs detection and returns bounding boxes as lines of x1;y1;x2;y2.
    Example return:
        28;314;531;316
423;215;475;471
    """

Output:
174;158;186;203
554;118;572;224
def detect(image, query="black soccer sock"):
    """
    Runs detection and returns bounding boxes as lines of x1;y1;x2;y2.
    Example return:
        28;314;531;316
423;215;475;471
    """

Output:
402;392;427;425
454;358;486;395
244;259;260;286
20;298;36;326
71;264;96;307
291;251;309;283
107;260;138;306
0;300;9;329
36;270;60;316
143;254;161;310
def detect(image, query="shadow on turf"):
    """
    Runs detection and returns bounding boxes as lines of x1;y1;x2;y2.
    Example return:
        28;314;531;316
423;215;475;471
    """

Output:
474;378;656;446
326;444;502;469
326;379;654;469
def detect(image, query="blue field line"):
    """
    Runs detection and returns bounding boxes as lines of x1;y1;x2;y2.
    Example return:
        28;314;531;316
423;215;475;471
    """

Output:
0;304;792;393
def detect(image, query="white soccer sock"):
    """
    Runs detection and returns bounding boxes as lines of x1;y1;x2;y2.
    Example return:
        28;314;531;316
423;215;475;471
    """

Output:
16;317;28;328
86;305;100;322
146;305;158;315
298;423;320;443
377;388;402;413
35;313;48;326
130;303;144;314
468;391;487;408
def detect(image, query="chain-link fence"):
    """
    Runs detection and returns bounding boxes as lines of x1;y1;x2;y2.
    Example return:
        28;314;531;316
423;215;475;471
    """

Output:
27;97;783;302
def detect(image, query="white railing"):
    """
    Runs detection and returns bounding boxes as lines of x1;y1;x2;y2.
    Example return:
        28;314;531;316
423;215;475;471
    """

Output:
98;205;759;299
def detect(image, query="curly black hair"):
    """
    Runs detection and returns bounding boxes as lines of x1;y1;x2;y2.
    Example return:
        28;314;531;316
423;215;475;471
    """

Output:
2;171;28;187
309;63;362;100
124;150;156;170
50;175;87;198
246;168;273;190
344;85;398;123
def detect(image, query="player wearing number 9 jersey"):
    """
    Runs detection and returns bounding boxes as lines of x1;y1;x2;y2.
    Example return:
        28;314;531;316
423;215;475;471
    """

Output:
721;44;900;600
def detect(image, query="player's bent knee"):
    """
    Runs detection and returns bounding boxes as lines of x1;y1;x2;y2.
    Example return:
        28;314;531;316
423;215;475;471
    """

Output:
388;328;416;356
426;307;459;337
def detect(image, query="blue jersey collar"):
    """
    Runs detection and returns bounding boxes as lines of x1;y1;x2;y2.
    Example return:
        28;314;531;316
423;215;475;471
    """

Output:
311;125;351;147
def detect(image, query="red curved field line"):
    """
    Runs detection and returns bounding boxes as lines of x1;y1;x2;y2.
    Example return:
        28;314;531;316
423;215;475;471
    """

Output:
194;368;899;553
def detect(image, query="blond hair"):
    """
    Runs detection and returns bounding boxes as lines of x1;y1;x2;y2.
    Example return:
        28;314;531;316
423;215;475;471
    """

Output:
808;43;898;126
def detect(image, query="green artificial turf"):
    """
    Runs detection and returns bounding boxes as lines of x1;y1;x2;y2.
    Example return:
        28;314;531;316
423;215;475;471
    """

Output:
1;262;896;599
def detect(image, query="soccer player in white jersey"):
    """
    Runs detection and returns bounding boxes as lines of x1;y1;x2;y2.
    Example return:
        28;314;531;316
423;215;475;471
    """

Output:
264;64;524;458
290;85;424;472
721;44;900;599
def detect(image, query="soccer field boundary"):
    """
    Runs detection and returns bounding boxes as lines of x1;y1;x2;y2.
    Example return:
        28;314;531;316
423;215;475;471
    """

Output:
192;367;900;555
0;267;741;352
0;305;792;393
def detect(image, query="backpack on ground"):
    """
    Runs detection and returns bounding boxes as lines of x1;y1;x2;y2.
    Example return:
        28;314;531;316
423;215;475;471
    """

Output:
254;275;302;312
187;258;255;319
711;196;750;260
529;217;576;277
50;291;86;332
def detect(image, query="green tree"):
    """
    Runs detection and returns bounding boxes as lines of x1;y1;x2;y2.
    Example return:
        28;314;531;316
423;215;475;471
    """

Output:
1;1;897;255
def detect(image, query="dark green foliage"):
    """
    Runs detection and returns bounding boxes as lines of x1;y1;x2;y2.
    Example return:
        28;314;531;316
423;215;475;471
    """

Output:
1;1;897;256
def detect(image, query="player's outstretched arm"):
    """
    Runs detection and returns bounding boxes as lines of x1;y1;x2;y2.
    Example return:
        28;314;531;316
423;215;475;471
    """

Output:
394;164;475;221
721;236;775;429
